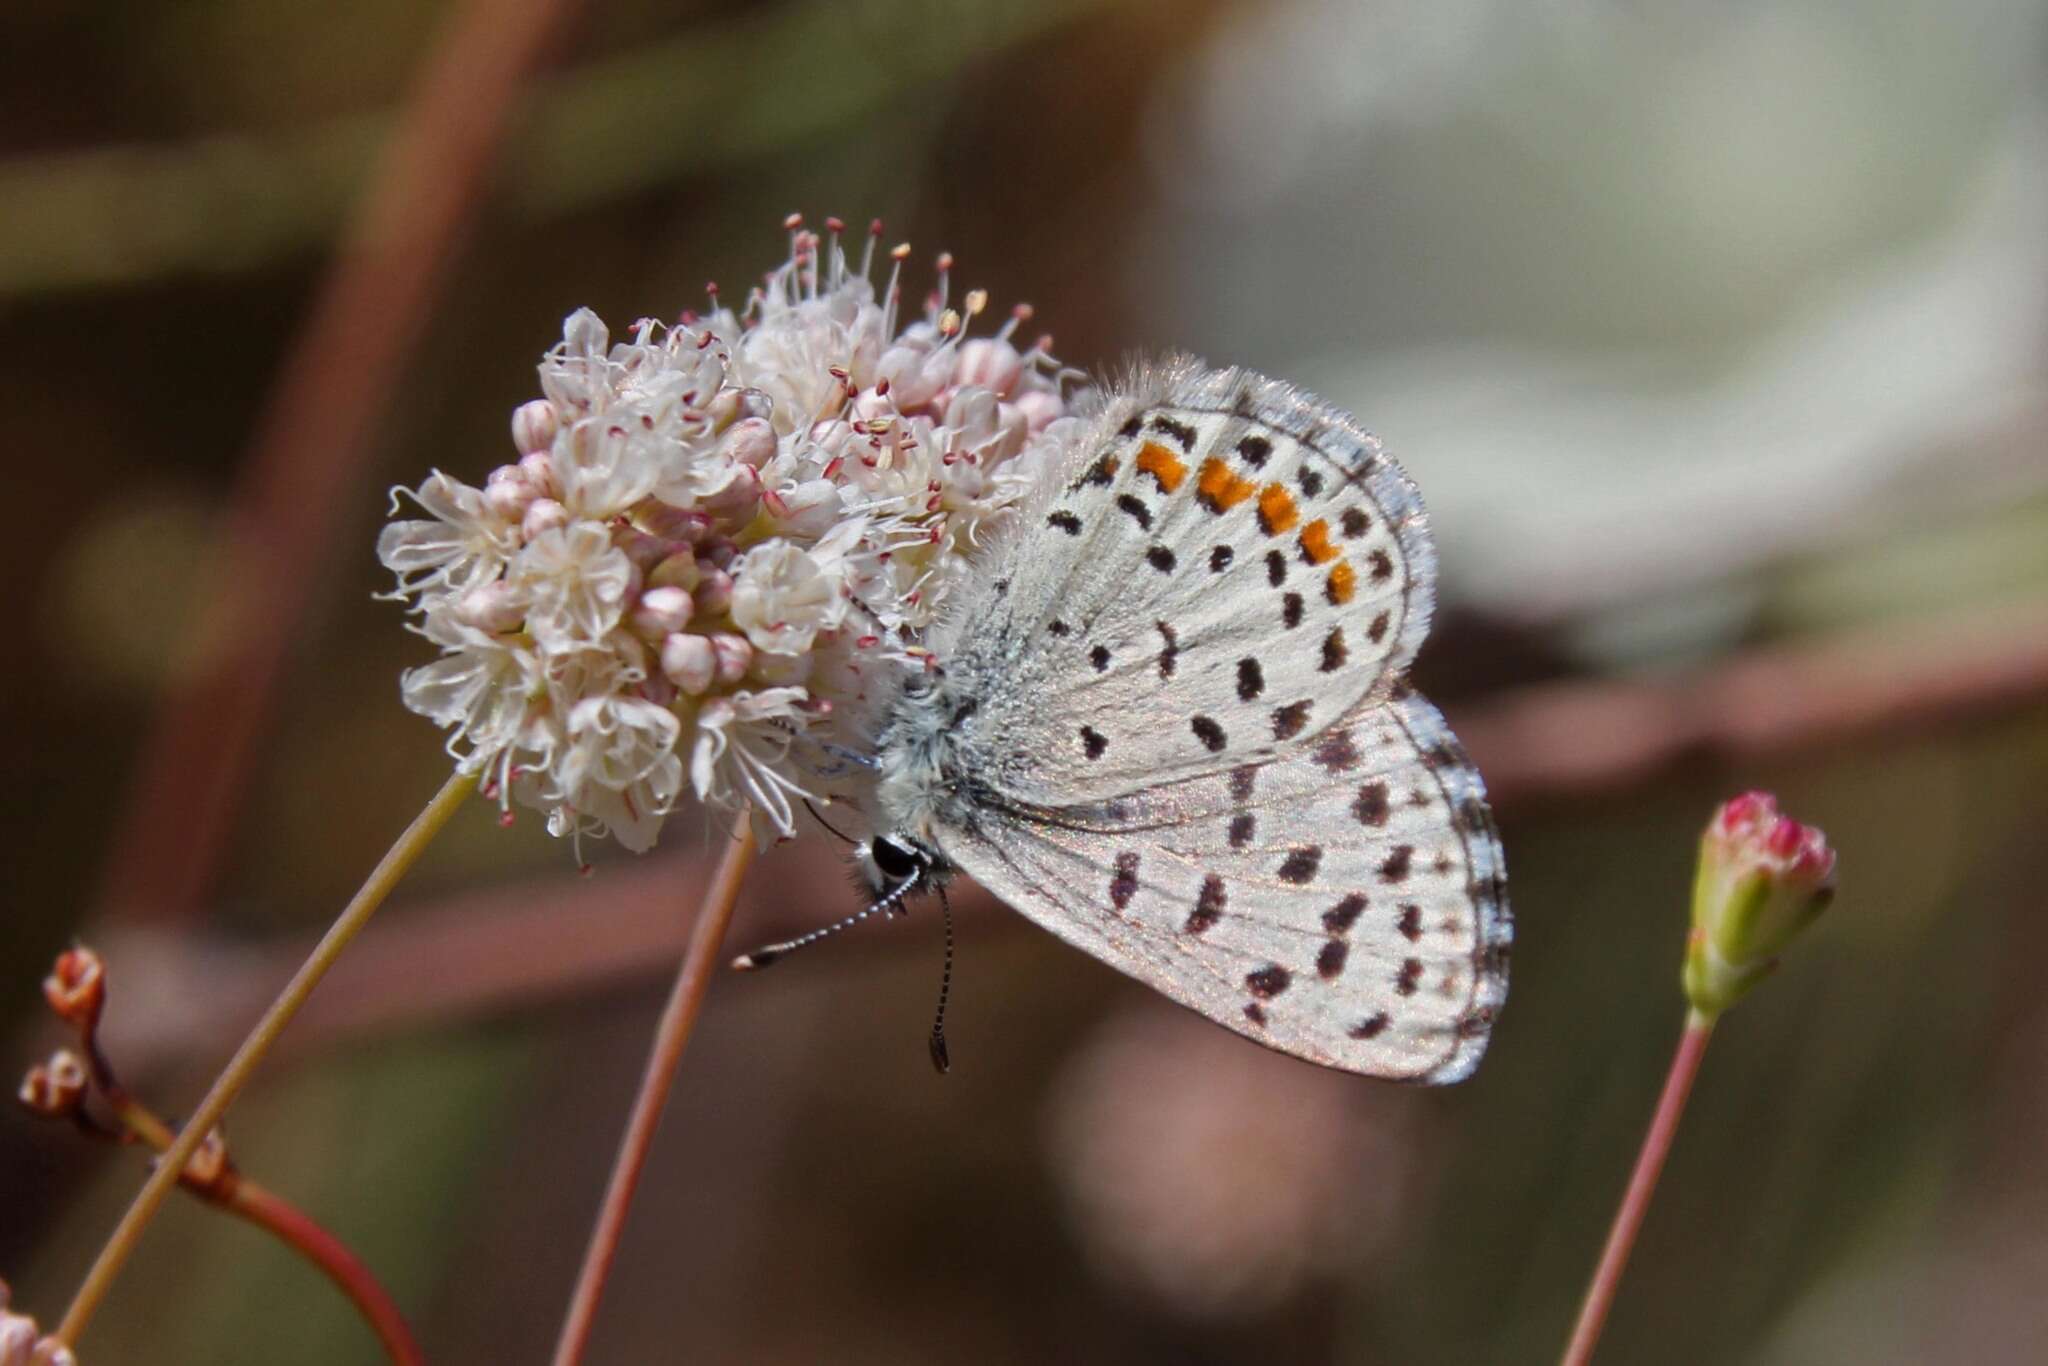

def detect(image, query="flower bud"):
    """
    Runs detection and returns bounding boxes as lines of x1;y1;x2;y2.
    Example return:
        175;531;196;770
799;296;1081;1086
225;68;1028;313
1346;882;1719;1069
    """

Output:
956;337;1024;396
641;505;712;544
43;947;104;1034
453;581;526;634
518;450;561;499
716;417;778;469
1013;389;1066;433
521;497;569;542
18;1049;88;1118
1683;791;1838;1017
647;550;702;592
694;567;734;615
661;632;715;694
630;586;694;637
709;632;752;683
483;465;538;521
765;479;844;537
511;399;560;456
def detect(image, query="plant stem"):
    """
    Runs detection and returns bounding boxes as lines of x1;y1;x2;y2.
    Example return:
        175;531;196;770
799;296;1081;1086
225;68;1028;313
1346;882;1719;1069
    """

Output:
56;770;477;1348
550;820;758;1366
1560;1010;1716;1366
219;1175;425;1366
103;1089;424;1365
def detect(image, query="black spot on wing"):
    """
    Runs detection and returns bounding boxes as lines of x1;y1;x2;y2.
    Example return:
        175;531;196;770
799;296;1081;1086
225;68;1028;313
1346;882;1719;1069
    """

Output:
1237;658;1265;701
1379;845;1414;883
1340;507;1370;538
1228;813;1256;849
1149;414;1198;450
1110;852;1139;910
1321;627;1347;673
1266;550;1287;586
1246;965;1292;998
1282;593;1304;628
1090;644;1110;672
1047;510;1081;535
1353;782;1390;827
1210;545;1234;572
1298;467;1324;498
1272;700;1312;741
1237;434;1272;467
1277;846;1322;884
1349;1012;1389;1040
1323;894;1366;933
1156;621;1180;678
1146;545;1176;573
1080;726;1107;759
1316;940;1348;980
1186;876;1225;934
1191;715;1226;752
1116;494;1152;531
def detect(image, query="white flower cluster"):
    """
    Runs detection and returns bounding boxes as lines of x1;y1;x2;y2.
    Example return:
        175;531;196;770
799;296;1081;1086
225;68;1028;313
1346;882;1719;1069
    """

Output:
0;1280;73;1366
381;217;1087;852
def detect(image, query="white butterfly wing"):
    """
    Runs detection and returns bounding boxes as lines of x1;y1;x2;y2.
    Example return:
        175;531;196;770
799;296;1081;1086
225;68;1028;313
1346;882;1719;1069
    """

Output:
927;360;1436;809
933;693;1510;1083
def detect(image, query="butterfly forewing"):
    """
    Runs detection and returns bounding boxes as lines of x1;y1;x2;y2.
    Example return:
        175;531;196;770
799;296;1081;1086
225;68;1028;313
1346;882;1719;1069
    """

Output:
928;360;1437;809
934;693;1508;1082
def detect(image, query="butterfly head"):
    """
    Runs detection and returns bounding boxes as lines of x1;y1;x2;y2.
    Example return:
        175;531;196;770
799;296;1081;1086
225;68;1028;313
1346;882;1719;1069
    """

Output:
860;831;942;895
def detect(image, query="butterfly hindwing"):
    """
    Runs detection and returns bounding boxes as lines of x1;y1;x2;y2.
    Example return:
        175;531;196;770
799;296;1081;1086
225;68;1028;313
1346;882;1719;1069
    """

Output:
933;693;1509;1082
927;359;1437;808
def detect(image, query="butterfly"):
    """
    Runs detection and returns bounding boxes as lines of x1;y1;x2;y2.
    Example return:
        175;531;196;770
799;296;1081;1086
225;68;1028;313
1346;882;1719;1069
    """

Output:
747;358;1510;1083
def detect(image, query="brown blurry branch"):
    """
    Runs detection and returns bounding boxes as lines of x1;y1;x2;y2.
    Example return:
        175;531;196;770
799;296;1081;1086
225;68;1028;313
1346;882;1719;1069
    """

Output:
78;596;2048;1069
0;0;1099;296
92;0;583;927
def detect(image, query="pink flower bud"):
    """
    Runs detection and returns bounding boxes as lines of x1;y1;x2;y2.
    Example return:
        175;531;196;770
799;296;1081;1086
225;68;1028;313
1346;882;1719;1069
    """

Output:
1013;389;1066;433
484;465;538;521
511;399;559;455
765;479;844;536
710;632;753;683
956;337;1024;396
641;505;712;543
661;632;715;694
518;450;561;499
695;567;735;614
43;947;105;1034
717;417;778;468
630;585;694;637
1684;791;1838;1017
18;1048;88;1117
521;498;569;541
453;581;526;633
648;550;702;592
617;530;679;572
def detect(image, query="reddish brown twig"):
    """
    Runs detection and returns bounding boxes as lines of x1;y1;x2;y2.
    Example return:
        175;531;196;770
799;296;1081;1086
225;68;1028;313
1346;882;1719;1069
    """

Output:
92;0;581;927
550;819;758;1366
1560;1013;1716;1366
217;1175;425;1366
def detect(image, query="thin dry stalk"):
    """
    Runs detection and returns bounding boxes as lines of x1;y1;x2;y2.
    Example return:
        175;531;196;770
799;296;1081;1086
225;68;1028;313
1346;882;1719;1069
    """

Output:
1559;1012;1716;1366
55;771;476;1348
93;0;580;927
550;820;759;1366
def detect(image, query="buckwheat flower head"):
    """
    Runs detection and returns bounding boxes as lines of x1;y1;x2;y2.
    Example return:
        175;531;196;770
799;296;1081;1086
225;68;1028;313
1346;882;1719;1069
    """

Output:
381;216;1088;851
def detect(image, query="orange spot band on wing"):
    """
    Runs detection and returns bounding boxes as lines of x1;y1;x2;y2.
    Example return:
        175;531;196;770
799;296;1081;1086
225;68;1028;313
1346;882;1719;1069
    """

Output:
1134;441;1189;494
1196;457;1256;512
1257;484;1300;535
1326;560;1358;605
1299;519;1339;564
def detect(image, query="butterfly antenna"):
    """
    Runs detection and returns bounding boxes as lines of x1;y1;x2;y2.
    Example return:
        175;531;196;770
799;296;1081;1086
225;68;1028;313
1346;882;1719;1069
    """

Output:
730;878;916;971
928;882;955;1075
802;797;857;846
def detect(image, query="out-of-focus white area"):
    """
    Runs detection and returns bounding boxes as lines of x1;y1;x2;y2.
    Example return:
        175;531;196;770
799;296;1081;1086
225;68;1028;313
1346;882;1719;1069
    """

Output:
1137;0;2048;666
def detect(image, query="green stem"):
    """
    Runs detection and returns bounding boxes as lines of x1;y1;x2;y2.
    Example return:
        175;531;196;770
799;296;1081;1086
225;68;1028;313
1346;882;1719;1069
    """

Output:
55;770;476;1348
1560;1009;1716;1366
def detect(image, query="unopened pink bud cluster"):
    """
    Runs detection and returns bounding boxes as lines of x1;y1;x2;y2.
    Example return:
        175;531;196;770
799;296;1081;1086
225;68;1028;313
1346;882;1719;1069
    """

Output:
1685;790;1839;1015
380;217;1087;851
0;1281;73;1366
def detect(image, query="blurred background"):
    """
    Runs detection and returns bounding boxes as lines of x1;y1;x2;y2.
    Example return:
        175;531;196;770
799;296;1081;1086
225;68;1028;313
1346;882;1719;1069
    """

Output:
5;0;2048;1361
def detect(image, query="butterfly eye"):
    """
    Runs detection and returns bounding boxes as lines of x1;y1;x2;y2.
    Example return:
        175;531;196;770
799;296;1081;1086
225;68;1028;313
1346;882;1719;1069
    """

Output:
871;836;924;881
